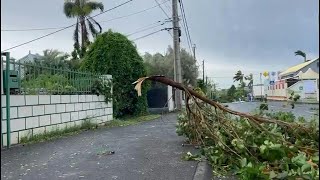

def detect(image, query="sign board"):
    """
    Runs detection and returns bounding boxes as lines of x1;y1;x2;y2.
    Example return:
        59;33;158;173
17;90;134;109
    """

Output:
270;81;275;85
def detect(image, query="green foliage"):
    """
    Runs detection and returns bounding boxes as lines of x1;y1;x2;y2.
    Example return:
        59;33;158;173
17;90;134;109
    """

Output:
143;46;199;86
20;118;97;144
295;50;307;62
63;0;104;59
104;114;161;128
288;91;301;109
196;79;206;92
217;84;248;103
176;108;319;179
81;30;149;118
259;103;269;111
91;78;112;102
21;74;77;95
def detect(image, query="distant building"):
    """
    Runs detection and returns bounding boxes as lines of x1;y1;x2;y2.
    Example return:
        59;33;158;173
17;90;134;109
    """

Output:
265;58;319;102
15;51;42;65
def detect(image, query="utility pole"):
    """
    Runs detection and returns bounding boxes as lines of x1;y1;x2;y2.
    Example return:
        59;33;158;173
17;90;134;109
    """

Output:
192;44;196;61
172;0;182;110
202;60;205;82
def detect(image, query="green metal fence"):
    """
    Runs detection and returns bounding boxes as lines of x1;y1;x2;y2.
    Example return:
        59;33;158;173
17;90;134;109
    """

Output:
1;58;102;95
1;53;106;148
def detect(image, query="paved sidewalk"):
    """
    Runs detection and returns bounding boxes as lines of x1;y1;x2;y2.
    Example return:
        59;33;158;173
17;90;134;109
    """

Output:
1;113;198;180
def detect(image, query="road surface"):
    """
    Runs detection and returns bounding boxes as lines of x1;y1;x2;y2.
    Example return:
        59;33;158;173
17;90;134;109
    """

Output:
225;101;319;120
1;113;199;180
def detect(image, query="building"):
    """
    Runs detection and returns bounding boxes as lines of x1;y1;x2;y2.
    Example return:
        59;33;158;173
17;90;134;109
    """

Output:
266;58;319;102
16;51;42;64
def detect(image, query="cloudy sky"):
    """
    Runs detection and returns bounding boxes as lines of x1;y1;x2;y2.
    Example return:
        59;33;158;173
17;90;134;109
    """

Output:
1;0;319;89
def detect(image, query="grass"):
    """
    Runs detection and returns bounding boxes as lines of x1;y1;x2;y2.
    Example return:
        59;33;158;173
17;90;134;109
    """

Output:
104;114;161;128
20;118;97;144
20;114;161;144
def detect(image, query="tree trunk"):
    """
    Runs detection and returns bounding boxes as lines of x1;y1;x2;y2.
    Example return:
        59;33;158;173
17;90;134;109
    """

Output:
80;16;86;50
137;76;306;129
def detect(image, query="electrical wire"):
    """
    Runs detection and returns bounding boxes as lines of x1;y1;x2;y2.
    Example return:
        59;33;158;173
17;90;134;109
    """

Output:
154;0;173;38
179;0;193;55
126;20;170;37
131;28;171;41
1;0;170;32
1;0;134;52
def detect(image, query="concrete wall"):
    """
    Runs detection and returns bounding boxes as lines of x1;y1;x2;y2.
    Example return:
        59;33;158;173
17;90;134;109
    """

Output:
1;94;113;146
288;80;318;102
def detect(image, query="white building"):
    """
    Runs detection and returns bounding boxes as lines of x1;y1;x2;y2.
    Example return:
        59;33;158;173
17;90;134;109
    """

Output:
265;58;319;103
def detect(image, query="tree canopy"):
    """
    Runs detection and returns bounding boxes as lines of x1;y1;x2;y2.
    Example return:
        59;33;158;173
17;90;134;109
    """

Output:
63;0;104;59
143;46;199;87
81;30;149;117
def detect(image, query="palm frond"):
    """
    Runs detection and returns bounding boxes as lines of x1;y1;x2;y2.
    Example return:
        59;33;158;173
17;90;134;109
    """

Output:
87;18;98;38
88;16;102;33
294;50;306;57
86;2;104;11
64;1;77;18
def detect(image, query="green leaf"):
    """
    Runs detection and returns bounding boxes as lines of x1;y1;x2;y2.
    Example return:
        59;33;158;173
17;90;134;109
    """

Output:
312;156;319;162
269;170;277;179
259;145;267;154
276;171;288;179
240;158;247;168
301;163;311;172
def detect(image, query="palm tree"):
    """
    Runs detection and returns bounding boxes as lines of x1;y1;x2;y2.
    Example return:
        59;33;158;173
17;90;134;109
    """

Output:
294;50;307;62
245;73;253;93
64;0;104;59
233;70;244;83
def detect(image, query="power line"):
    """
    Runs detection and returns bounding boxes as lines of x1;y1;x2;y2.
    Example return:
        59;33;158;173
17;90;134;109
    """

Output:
178;3;192;55
154;0;173;38
162;0;171;12
98;0;170;24
2;0;134;52
1;0;170;32
1;0;176;52
179;0;193;54
1;27;65;32
131;28;172;41
126;20;170;36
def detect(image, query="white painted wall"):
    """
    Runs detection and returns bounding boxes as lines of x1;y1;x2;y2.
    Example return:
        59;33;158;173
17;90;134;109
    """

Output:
287;80;318;101
167;86;174;112
1;94;113;146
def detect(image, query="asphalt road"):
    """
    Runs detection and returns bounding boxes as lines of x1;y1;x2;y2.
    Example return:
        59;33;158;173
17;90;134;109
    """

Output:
1;113;199;180
225;101;319;120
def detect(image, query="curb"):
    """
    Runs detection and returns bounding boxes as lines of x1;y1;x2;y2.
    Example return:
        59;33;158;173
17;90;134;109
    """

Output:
193;160;212;180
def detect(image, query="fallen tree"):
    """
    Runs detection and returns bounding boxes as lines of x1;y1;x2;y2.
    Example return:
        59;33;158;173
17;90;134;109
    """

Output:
133;76;319;179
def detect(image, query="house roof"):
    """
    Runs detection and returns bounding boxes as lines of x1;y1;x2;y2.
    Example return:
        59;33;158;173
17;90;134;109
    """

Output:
16;51;42;63
279;58;319;76
295;68;319;80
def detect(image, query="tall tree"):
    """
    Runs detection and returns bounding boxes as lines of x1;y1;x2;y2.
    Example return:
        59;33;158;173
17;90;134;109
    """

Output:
143;46;199;86
294;50;307;62
63;0;104;59
245;73;253;92
81;30;149;118
233;70;244;84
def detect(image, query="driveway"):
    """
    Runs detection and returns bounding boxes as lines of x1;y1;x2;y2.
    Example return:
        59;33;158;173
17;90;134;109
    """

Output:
1;113;198;180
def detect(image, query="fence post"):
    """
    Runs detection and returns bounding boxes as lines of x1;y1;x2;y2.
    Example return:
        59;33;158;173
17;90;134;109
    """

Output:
4;52;11;148
1;57;2;147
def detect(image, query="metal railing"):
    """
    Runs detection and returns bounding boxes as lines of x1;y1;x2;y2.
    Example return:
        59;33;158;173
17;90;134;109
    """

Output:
1;53;108;148
1;58;102;95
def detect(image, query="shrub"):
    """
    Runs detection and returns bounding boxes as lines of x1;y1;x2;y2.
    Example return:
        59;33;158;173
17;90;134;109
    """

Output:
81;30;149;117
